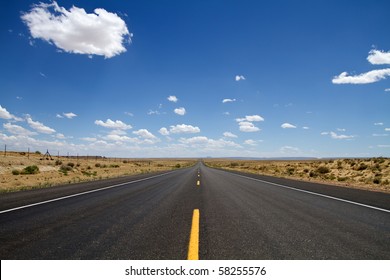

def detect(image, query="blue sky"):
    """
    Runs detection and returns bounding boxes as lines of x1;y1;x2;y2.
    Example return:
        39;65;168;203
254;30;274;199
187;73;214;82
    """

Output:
0;0;389;158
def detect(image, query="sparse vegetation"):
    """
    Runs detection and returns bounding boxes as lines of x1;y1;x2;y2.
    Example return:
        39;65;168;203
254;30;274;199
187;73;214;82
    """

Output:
0;151;196;192
204;158;390;193
21;165;39;175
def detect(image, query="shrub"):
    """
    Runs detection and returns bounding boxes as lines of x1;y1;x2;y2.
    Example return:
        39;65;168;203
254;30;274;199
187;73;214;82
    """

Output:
175;163;181;168
373;178;381;184
357;163;368;171
59;165;72;175
35;151;41;155
95;163;101;168
12;169;20;175
230;162;239;167
55;160;62;166
21;165;39;175
67;162;75;168
316;166;330;174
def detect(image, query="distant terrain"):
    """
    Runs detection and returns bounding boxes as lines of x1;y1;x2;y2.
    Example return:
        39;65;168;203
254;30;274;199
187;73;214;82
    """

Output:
0;151;196;192
204;158;390;194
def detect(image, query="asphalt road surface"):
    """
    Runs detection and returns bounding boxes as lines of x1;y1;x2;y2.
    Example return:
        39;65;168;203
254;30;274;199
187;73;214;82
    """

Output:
1;161;389;259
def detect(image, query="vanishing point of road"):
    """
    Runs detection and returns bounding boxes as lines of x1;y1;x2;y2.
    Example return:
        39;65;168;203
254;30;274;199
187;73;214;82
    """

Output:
1;161;389;259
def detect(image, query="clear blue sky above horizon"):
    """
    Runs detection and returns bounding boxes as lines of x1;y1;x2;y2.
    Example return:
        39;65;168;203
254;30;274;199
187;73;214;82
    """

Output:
0;0;389;158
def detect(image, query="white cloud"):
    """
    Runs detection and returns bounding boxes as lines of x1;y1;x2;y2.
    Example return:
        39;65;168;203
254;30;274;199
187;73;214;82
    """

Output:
167;95;178;103
21;1;131;58
3;123;37;136
27;117;56;134
385;88;390;92
367;49;390;65
56;133;66;139
238;121;260;132
337;128;346;132
63;112;77;119
56;114;64;119
236;115;264;122
222;98;236;103
235;75;245;81
94;119;132;130
223;132;237;138
385;128;390;131
374;122;384;126
244;139;257;146
372;134;388;137
302;126;310;130
81;137;97;142
332;69;390;84
321;132;329;135
124;111;134;117
179;136;241;149
281;123;297;129
330;131;354;140
174;107;186;115
169;124;200;134
159;127;170;136
133;129;157;139
0;105;22;121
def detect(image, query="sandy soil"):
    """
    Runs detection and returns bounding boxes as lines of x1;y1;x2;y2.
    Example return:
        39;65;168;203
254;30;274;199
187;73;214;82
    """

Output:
0;151;196;193
204;158;390;194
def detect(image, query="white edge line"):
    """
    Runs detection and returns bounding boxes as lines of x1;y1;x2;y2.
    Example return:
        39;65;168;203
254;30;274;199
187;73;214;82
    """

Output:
224;171;390;214
0;171;177;214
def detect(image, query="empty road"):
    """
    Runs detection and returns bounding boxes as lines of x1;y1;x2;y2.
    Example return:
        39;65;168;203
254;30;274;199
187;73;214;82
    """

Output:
1;161;389;259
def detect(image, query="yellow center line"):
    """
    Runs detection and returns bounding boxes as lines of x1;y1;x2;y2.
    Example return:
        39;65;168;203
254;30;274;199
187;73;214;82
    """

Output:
196;180;200;186
187;209;200;260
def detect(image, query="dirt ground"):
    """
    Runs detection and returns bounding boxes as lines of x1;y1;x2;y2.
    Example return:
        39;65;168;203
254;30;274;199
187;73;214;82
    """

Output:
0;151;196;193
204;158;390;194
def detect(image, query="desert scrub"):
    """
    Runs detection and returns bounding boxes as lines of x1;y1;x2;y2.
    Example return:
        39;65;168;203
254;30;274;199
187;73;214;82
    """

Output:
21;165;39;175
316;166;330;174
12;169;20;175
59;165;72;175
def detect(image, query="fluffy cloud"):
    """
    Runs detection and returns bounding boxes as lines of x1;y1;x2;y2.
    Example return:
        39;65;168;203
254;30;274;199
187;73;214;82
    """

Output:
321;131;354;139
333;49;390;84
21;1;131;58
95;119;132;130
367;49;390;65
169;124;200;134
174;107;186;115
281;123;297;129
133;129;157;139
222;98;236;103
236;115;264;122
159;127;170;136
63;112;77;119
3;123;37;136
0;105;22;121
244;139;257;146
374;122;384;126
235;75;245;81
167;95;178;103
330;131;354;139
332;69;390;84
223;132;237;138
238;121;260;132
27;117;56;134
179;136;241;148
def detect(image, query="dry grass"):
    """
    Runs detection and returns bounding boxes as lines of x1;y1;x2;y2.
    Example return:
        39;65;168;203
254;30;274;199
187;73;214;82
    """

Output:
204;158;390;194
0;151;196;193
